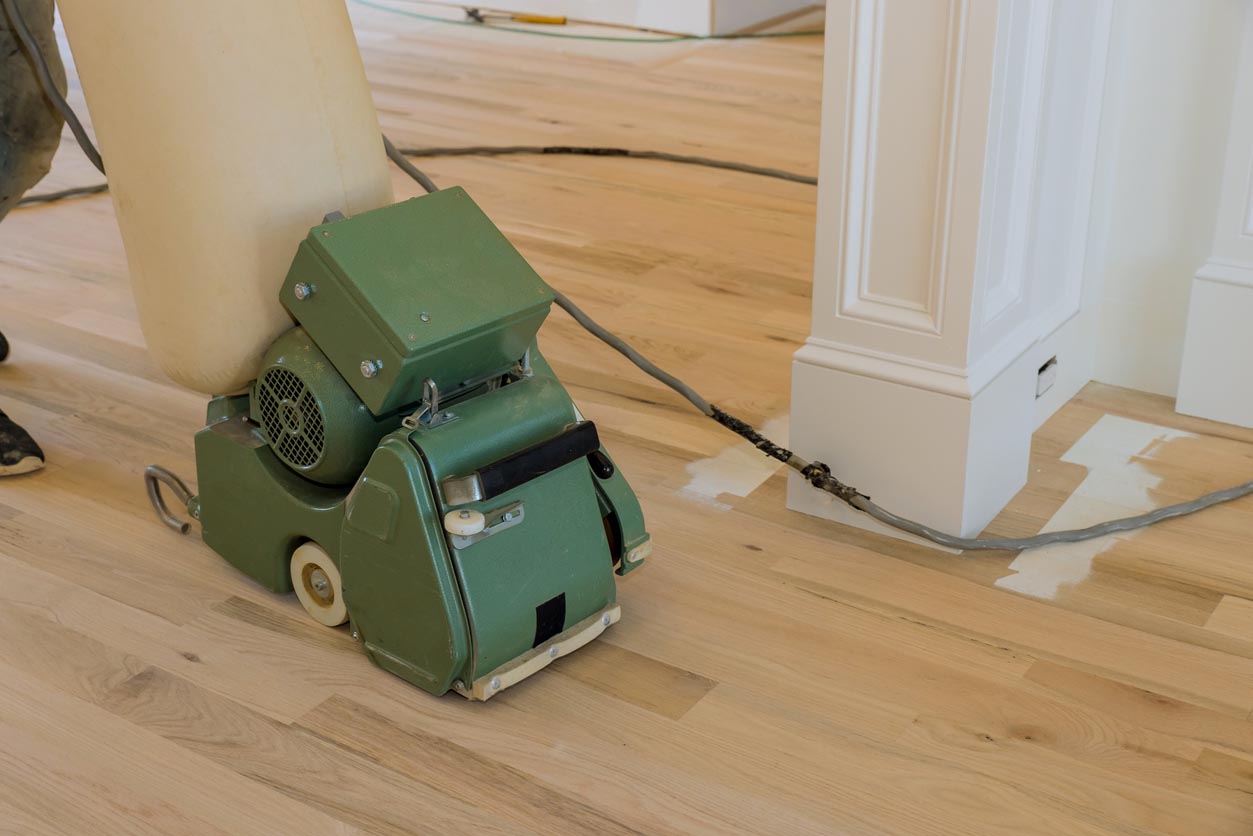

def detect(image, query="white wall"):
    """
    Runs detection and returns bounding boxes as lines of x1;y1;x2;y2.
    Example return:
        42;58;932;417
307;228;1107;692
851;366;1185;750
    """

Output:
424;0;816;36
1177;5;1253;427
1084;0;1246;396
714;0;821;34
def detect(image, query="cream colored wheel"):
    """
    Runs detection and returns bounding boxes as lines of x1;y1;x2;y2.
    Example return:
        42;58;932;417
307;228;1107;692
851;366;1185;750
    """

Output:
290;542;348;627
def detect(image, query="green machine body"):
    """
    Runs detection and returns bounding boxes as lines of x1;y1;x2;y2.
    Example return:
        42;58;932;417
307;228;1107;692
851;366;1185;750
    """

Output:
191;188;650;700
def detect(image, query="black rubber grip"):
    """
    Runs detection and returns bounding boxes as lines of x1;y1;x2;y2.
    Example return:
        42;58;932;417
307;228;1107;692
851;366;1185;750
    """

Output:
478;421;601;500
587;449;615;479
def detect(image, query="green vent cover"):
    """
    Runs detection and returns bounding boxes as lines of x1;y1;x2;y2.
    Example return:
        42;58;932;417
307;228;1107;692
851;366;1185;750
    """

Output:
256;366;326;470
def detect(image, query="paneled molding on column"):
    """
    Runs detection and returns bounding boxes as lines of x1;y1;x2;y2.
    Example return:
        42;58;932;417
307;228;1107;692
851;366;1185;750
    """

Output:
1178;5;1253;428
790;0;1113;538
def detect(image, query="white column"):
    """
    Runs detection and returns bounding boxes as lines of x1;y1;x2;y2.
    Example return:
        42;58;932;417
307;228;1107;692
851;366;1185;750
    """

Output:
1177;4;1253;428
789;0;1112;539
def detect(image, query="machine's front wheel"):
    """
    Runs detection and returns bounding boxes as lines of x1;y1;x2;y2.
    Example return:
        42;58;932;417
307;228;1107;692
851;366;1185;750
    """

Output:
290;541;349;627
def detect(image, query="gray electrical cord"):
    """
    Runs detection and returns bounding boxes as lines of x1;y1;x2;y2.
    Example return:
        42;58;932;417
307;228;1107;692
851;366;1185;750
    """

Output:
399;145;817;186
0;0;104;174
549;288;713;415
545;287;1253;553
383;135;439;195
13;0;1251;552
848;486;1253;550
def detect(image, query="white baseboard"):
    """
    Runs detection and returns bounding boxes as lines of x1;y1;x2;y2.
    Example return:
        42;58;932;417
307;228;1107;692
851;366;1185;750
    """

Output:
712;0;818;34
1177;261;1253;428
788;340;1037;539
422;0;815;36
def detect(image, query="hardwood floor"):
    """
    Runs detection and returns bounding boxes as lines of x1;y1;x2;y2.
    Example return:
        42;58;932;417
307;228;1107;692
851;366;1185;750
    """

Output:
2;3;1253;833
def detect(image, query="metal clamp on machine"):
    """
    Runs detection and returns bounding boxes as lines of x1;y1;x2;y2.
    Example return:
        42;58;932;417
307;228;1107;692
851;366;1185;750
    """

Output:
441;421;602;506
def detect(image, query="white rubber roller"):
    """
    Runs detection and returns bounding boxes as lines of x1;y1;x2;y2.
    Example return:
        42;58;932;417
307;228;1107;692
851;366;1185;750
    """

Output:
290;541;349;627
444;509;486;537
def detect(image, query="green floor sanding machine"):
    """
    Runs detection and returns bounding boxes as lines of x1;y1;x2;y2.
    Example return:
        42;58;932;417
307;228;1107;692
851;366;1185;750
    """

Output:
148;188;651;701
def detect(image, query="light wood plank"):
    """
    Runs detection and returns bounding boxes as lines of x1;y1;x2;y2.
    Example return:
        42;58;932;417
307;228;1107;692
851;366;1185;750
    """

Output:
0;5;1251;833
1207;595;1253;641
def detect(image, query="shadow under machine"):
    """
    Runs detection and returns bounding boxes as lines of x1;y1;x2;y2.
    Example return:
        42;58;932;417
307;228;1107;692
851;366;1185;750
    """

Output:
165;188;651;700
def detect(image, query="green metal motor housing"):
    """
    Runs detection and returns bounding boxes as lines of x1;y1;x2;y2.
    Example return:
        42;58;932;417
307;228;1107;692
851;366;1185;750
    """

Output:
250;327;398;485
193;188;650;698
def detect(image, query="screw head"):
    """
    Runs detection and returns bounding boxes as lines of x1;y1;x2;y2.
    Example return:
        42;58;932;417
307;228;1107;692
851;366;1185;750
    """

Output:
548;646;559;658
360;359;382;379
420;311;431;323
307;567;333;604
293;282;314;300
459;510;472;519
490;677;501;690
502;511;515;522
601;613;611;626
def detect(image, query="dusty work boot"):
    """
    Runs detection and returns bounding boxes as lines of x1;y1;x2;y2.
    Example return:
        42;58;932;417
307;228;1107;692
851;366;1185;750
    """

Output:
0;408;44;476
0;0;66;222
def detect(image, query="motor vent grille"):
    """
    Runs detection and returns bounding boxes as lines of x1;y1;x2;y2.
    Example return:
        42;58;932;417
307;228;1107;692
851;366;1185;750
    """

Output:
257;367;326;469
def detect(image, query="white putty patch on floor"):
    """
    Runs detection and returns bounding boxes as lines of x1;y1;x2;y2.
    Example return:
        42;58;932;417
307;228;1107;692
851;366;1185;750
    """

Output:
682;416;789;509
995;414;1195;600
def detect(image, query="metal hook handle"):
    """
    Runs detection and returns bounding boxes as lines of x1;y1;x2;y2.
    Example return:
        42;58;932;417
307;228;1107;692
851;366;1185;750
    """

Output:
402;378;441;430
144;464;195;534
423;378;441;416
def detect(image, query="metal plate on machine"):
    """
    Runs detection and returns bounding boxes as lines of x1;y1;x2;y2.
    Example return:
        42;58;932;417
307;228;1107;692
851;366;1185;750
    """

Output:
446;500;525;550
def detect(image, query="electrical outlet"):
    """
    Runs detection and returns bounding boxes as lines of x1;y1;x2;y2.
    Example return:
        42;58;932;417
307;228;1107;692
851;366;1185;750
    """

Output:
1036;356;1058;399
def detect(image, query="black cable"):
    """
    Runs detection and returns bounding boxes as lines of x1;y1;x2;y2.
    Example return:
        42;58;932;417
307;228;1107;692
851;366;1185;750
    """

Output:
1;0;104;174
399;145;817;186
17;182;109;206
18;142;812;208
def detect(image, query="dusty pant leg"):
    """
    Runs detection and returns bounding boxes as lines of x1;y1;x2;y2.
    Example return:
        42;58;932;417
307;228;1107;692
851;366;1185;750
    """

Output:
0;0;66;223
0;0;62;472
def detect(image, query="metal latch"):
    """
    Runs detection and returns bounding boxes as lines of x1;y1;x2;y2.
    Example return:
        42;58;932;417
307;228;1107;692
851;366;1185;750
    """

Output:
402;378;459;430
